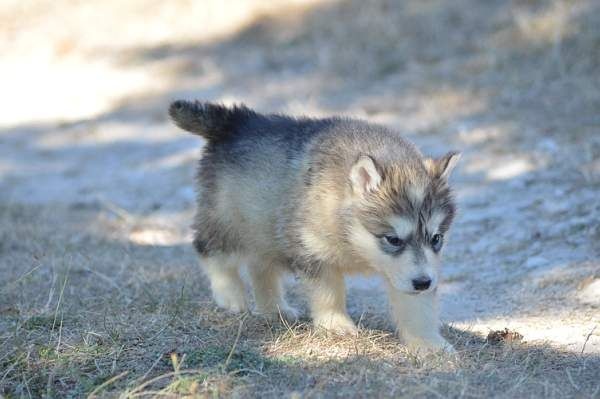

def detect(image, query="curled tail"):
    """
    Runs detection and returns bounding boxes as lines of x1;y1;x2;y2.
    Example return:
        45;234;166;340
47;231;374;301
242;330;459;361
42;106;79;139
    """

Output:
169;100;255;141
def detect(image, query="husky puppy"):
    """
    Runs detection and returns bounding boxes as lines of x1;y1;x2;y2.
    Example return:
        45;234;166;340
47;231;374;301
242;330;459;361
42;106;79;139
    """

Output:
169;100;460;352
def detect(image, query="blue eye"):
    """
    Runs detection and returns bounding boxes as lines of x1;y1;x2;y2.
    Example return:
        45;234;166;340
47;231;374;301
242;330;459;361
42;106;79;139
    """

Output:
431;234;444;252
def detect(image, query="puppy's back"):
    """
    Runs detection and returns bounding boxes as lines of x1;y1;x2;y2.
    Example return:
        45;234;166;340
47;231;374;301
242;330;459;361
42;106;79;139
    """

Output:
170;101;331;255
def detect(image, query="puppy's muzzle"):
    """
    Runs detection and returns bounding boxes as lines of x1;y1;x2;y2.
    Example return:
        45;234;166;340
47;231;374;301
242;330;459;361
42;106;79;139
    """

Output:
411;276;432;291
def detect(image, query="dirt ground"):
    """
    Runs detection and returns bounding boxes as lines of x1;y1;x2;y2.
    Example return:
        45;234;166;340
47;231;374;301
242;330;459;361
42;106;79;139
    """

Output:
1;0;599;397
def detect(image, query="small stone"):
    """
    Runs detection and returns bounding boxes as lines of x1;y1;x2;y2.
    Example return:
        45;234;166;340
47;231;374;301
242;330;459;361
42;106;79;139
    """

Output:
487;328;524;344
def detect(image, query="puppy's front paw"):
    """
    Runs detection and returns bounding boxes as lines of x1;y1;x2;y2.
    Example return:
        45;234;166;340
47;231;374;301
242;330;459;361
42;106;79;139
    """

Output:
405;334;455;354
313;313;358;335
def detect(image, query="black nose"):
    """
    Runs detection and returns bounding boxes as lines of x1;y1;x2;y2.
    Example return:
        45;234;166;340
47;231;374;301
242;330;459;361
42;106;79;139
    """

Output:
412;277;432;291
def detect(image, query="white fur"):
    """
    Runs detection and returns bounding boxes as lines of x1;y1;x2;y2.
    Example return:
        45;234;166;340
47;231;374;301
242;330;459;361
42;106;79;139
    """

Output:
426;210;446;236
247;259;298;321
300;227;337;262
347;219;452;352
407;183;426;204
386;281;454;353
390;216;414;239
201;254;247;313
348;220;438;293
308;268;357;335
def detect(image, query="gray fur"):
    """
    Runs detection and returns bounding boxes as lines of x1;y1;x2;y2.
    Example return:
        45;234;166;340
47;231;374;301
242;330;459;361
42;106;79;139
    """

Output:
171;101;452;271
170;100;460;350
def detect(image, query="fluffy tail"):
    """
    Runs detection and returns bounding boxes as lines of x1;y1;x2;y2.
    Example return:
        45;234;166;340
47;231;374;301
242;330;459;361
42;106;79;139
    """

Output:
168;100;254;141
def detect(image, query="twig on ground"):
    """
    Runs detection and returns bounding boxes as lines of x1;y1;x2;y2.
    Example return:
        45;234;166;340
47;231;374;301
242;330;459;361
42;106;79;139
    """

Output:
222;313;248;372
580;325;597;355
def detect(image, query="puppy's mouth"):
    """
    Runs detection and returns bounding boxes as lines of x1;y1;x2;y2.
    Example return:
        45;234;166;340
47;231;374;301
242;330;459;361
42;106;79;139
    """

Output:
391;283;437;295
391;286;429;295
405;289;433;295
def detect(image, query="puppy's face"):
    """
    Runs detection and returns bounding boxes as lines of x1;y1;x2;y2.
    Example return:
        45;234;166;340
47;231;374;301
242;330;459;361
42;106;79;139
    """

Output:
347;153;459;294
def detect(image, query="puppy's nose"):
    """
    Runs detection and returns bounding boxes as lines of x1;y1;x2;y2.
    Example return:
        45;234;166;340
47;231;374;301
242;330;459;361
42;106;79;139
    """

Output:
412;277;432;291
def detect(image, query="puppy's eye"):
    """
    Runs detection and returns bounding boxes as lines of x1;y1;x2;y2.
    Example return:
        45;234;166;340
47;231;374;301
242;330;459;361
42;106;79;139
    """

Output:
384;235;404;247
431;233;444;252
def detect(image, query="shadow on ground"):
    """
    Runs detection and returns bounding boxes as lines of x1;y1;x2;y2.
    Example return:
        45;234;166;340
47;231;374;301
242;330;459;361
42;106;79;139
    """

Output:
1;0;600;397
1;203;599;397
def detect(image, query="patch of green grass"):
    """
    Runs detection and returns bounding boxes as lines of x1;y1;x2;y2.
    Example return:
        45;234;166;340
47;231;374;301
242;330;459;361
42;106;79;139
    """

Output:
22;314;55;330
163;374;209;395
179;345;291;375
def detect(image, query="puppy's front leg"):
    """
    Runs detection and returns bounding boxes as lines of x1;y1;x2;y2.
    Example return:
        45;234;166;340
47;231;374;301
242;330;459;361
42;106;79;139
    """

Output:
386;282;454;353
307;269;357;335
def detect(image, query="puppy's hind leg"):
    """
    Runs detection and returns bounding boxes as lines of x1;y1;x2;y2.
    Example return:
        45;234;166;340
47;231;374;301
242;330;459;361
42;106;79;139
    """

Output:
201;253;247;313
248;259;298;322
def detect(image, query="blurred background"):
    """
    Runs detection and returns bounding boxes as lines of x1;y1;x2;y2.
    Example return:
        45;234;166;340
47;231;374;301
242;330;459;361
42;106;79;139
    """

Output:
1;0;599;395
1;0;599;210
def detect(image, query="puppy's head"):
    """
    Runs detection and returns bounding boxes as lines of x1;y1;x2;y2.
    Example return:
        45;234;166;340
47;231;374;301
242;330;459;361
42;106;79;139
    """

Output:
346;152;460;294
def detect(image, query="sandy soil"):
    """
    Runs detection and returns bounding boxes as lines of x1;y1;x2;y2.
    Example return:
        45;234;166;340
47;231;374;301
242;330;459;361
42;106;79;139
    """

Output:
1;0;599;397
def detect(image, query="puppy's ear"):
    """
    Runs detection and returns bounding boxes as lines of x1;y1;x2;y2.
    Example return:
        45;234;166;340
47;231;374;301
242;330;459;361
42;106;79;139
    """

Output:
350;155;382;196
426;151;461;180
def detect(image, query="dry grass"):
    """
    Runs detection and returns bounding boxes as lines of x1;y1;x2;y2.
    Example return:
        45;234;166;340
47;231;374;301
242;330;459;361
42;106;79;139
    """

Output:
1;0;600;397
1;204;599;398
